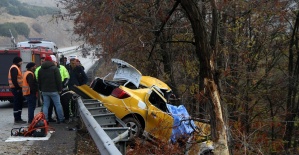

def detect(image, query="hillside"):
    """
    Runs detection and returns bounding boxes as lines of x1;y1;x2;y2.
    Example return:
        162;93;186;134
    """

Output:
0;0;80;49
18;0;57;7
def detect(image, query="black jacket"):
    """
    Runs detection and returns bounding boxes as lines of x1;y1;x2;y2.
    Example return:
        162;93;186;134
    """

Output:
66;65;88;88
38;61;62;92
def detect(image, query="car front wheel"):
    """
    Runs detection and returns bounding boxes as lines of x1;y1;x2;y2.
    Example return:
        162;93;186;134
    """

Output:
122;117;143;138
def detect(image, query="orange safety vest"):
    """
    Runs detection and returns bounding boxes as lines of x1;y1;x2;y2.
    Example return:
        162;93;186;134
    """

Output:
22;71;34;96
8;64;23;88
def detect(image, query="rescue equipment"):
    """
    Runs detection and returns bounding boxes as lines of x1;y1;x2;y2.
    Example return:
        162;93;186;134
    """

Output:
11;112;54;137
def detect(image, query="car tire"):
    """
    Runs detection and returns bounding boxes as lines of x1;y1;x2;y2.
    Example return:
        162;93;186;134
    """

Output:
122;117;143;138
201;150;214;155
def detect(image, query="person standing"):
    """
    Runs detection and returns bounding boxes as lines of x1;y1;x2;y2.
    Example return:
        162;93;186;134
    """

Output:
47;55;69;122
22;62;37;124
64;57;68;66
75;59;85;71
35;57;46;107
8;56;26;123
34;56;45;78
35;56;56;122
59;55;68;66
66;58;88;90
38;56;65;123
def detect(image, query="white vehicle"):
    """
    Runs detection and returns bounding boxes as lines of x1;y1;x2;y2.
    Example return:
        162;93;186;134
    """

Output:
17;38;58;53
68;55;78;60
65;55;78;65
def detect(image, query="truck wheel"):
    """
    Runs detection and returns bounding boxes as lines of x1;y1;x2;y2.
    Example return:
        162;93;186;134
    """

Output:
122;117;143;139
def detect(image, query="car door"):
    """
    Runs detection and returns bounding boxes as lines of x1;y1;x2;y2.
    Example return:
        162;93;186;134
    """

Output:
144;88;174;142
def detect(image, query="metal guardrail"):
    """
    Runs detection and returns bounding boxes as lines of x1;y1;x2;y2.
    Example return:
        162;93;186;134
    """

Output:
58;46;81;55
77;98;130;154
72;52;130;154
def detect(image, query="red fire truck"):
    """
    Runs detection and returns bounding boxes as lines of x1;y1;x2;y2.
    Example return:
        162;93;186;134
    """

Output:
0;45;55;103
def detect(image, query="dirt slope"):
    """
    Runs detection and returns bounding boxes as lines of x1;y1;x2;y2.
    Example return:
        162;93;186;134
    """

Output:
18;0;57;7
0;0;80;48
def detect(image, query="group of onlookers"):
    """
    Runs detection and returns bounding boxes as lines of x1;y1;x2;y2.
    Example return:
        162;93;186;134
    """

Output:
8;55;88;124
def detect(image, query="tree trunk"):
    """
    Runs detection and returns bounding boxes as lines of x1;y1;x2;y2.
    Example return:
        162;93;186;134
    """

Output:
284;11;299;152
180;0;229;154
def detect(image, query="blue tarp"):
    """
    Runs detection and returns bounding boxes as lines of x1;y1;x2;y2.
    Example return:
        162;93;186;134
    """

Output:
166;104;196;143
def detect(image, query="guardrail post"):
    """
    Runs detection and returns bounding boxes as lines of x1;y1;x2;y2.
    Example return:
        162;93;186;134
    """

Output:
77;98;123;155
77;98;130;155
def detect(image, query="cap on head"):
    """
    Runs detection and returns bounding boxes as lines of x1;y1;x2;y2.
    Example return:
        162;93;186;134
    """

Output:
13;56;22;64
50;55;57;63
45;56;52;61
26;62;36;69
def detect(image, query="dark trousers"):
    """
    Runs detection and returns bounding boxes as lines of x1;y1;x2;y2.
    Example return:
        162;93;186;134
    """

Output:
24;93;36;123
48;91;74;120
11;88;23;121
61;91;75;120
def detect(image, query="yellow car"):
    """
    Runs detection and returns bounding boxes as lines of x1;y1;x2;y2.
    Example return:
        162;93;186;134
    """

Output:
75;59;212;151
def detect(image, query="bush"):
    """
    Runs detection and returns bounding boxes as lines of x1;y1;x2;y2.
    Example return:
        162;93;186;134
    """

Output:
0;22;30;38
14;23;30;37
32;23;43;33
6;6;20;16
2;0;60;18
0;24;14;37
0;0;10;7
18;6;36;18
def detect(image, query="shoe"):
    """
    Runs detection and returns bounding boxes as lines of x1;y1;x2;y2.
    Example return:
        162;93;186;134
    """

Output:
48;118;57;122
15;119;27;124
57;120;66;124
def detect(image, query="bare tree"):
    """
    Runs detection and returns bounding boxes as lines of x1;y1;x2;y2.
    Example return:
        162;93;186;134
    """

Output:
180;0;229;154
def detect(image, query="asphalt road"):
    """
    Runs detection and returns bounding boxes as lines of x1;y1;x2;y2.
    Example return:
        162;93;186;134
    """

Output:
0;50;98;154
0;101;38;154
0;101;78;155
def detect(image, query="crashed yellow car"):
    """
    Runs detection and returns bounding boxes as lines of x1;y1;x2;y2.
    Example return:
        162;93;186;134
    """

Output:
75;59;213;153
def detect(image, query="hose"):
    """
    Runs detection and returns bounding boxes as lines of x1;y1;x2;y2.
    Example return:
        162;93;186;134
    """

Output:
23;112;55;136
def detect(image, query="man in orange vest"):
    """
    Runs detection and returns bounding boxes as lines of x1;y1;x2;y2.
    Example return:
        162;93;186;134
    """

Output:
8;56;26;124
22;62;37;124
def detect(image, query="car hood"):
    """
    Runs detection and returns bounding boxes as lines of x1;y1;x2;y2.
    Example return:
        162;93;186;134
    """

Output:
140;76;172;92
111;58;142;88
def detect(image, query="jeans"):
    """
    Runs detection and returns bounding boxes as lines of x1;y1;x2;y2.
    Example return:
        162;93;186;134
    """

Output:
42;92;65;121
48;100;58;120
11;88;23;121
24;93;36;123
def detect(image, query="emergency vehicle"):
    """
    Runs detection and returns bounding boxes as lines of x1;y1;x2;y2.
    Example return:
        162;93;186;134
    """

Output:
0;39;56;103
17;38;58;53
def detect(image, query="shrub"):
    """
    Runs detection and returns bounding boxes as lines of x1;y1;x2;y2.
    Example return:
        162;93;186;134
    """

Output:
0;24;14;37
2;0;60;18
6;6;20;16
18;6;36;18
0;22;30;38
14;23;30;37
32;23;43;33
0;0;10;7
